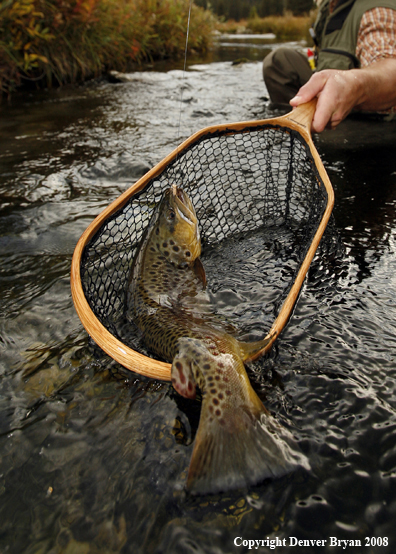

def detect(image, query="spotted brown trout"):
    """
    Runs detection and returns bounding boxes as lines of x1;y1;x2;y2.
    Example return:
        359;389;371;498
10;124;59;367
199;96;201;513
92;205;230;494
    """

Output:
127;185;309;494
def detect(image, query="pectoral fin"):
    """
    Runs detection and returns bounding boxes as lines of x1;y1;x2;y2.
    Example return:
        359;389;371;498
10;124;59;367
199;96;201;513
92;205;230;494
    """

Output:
193;258;207;288
171;346;197;399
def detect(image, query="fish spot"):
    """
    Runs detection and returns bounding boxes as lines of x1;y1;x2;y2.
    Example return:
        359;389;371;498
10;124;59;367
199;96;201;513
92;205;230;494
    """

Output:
215;409;221;417
213;398;219;406
170;240;175;246
163;242;168;248
218;362;224;369
185;251;191;257
215;375;220;381
223;376;229;382
173;246;180;252
155;228;159;235
203;363;211;370
207;376;213;382
210;388;217;395
218;393;224;400
226;390;232;396
164;250;170;256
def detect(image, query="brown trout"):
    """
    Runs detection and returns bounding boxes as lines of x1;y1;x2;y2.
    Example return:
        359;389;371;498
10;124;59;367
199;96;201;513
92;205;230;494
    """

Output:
127;185;309;494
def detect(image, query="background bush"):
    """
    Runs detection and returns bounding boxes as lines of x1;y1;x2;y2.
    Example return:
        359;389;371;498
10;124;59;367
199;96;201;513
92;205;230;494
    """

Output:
246;11;315;41
0;0;216;95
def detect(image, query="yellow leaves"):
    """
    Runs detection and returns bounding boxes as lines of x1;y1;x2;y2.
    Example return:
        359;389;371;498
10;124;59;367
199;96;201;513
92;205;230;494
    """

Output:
1;0;54;65
26;22;54;41
25;53;49;64
0;0;54;77
23;51;49;70
8;0;36;18
27;24;42;38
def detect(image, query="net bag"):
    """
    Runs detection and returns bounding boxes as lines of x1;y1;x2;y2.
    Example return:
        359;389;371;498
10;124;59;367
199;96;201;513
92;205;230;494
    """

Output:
71;101;334;380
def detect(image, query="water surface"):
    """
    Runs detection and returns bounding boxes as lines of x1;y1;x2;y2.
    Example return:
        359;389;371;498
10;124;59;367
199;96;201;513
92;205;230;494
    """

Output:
1;37;396;554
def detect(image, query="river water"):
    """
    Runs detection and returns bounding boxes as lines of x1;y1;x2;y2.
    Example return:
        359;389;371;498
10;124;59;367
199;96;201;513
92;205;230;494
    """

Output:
1;34;396;554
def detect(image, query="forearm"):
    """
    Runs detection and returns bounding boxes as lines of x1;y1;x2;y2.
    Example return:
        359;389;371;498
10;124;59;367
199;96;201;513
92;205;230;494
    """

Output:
352;57;396;112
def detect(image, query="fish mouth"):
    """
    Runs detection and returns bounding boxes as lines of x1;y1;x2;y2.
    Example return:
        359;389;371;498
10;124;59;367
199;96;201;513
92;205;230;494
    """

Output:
168;185;201;257
171;184;197;226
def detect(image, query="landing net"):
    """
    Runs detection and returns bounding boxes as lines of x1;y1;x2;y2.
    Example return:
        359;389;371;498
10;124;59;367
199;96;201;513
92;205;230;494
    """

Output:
74;118;333;377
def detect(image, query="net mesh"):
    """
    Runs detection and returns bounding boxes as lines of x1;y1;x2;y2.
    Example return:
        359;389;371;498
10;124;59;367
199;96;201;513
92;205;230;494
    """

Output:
80;123;328;357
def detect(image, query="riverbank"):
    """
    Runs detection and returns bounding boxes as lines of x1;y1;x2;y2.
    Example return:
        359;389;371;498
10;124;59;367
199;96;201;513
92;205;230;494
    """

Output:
217;12;315;42
0;0;216;96
1;2;316;97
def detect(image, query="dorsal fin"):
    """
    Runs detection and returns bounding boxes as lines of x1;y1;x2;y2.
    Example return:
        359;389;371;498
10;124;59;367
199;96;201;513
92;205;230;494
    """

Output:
238;331;276;363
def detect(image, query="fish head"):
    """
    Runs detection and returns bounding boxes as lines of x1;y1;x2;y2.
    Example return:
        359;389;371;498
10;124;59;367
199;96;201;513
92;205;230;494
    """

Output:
153;184;201;266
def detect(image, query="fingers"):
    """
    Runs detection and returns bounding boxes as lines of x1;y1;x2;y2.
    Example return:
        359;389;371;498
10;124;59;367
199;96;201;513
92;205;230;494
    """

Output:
312;85;343;132
289;70;358;132
290;72;328;107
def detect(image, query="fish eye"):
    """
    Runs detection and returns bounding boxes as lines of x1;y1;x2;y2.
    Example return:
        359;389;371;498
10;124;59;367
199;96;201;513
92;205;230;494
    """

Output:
168;209;175;220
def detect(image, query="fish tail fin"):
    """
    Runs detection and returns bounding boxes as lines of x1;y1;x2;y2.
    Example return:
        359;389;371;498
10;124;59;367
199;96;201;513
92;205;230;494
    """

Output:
173;338;310;495
187;395;309;495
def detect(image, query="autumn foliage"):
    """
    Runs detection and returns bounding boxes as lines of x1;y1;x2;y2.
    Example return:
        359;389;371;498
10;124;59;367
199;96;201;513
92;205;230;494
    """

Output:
0;0;216;94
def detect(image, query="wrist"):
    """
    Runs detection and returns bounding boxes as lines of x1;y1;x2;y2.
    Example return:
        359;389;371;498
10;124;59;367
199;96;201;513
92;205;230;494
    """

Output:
349;69;373;110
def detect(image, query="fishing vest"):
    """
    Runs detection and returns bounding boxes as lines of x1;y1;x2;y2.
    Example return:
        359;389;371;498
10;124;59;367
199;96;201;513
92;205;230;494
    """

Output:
313;0;396;71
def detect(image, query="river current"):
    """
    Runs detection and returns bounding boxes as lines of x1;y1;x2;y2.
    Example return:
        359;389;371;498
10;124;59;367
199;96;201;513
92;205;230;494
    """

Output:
1;35;396;553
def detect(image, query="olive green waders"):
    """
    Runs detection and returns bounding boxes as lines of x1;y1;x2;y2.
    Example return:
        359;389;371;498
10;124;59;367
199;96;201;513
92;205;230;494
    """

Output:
263;47;312;106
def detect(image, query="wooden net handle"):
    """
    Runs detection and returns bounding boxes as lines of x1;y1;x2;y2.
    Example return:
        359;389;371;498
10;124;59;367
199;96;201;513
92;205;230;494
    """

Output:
282;98;317;132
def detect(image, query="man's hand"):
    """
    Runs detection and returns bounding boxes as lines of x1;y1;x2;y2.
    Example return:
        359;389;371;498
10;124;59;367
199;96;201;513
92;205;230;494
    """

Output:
289;58;396;132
